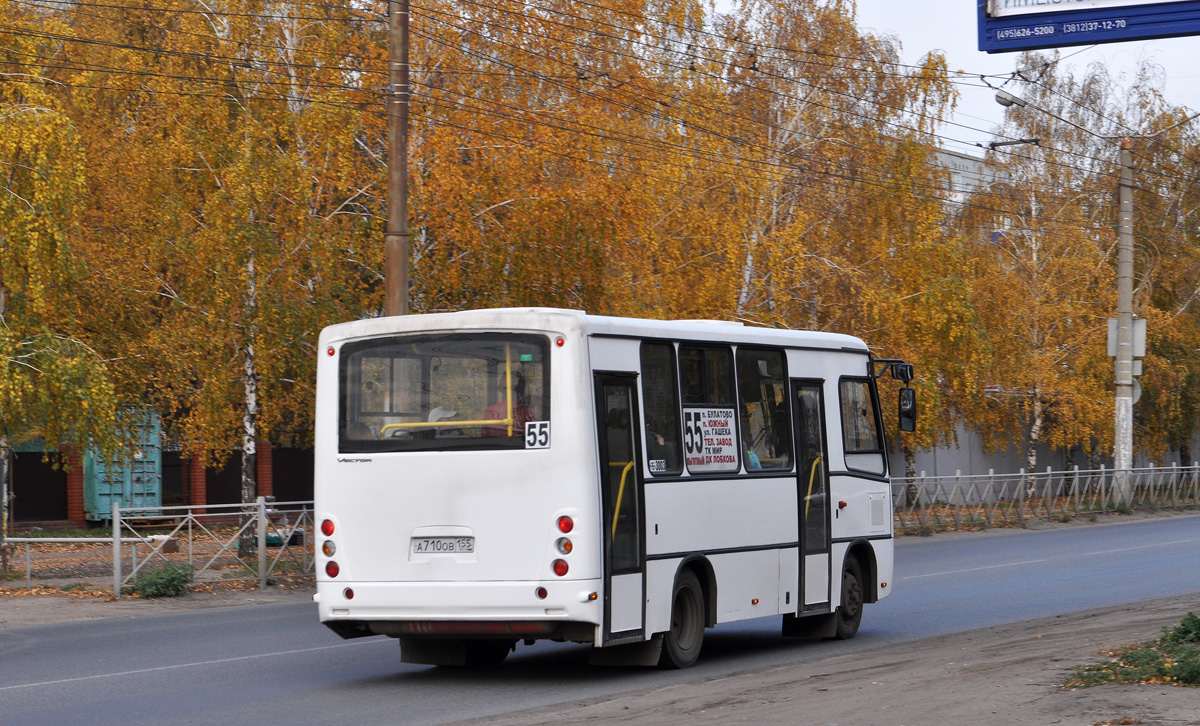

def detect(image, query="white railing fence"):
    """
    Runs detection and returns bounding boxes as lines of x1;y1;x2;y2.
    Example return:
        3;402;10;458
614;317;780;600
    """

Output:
5;498;314;597
113;498;315;598
892;464;1200;533
5;466;1199;588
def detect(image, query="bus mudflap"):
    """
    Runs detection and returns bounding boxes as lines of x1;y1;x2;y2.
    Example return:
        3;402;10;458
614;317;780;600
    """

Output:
588;634;663;667
781;612;837;639
323;620;375;640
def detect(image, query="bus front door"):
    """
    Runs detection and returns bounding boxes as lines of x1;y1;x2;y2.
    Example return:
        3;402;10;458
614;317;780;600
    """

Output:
594;374;646;644
793;380;831;611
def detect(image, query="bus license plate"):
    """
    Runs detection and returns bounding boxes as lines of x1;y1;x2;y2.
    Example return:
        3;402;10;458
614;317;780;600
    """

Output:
411;537;475;554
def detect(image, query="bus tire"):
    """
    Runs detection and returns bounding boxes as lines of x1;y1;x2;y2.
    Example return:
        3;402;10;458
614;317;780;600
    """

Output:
660;569;705;669
463;639;514;668
834;556;863;640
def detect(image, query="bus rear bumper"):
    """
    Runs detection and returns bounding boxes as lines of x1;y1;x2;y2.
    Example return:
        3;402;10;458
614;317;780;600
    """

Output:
317;579;604;642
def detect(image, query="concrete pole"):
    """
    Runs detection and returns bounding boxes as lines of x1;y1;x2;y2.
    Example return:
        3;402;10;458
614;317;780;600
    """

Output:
258;496;267;590
1114;138;1134;505
112;501;122;599
385;0;410;316
0;436;9;573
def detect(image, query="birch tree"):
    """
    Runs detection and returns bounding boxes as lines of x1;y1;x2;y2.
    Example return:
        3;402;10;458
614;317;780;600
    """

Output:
959;53;1121;471
0;8;121;562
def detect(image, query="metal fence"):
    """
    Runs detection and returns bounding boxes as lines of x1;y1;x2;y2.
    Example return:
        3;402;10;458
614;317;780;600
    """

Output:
892;464;1200;533
6;466;1200;589
5;498;315;597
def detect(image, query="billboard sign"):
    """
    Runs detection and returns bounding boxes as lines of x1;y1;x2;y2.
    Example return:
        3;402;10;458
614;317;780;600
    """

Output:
979;0;1200;52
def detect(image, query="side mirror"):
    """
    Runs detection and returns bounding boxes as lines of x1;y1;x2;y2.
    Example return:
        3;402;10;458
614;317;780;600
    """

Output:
898;387;917;432
891;363;914;382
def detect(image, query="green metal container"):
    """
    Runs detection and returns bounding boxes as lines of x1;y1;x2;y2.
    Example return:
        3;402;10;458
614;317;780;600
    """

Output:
84;409;162;521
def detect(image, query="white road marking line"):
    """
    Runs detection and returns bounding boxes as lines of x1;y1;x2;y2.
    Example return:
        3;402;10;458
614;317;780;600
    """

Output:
1077;539;1193;556
0;638;384;692
901;558;1047;580
902;538;1196;580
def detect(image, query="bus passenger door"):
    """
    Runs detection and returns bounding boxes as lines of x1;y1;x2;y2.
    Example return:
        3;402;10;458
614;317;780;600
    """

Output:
594;374;646;644
793;380;831;611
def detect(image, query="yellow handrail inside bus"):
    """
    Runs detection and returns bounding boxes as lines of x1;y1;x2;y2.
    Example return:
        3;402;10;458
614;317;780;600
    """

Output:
377;343;519;436
379;418;512;434
505;342;513;436
804;455;823;519
611;460;635;539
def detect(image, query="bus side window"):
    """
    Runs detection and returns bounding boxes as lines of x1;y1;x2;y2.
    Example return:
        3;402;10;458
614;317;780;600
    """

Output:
678;345;739;475
736;348;793;472
839;378;886;475
640;342;682;475
679;346;735;405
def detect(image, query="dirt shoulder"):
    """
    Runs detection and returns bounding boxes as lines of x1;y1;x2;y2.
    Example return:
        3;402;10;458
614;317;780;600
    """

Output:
454;593;1200;726
0;581;315;628
3;582;1197;724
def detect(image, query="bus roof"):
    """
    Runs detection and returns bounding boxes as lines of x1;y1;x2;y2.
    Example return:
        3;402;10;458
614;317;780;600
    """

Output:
319;307;871;353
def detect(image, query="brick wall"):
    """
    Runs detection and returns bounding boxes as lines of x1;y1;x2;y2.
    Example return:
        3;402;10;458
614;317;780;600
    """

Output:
186;455;207;507
256;441;274;498
65;448;84;526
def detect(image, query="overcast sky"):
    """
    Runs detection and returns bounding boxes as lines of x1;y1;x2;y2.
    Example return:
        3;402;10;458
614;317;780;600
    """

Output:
850;0;1200;156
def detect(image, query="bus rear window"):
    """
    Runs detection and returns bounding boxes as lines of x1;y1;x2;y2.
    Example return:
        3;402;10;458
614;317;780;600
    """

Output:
339;334;550;452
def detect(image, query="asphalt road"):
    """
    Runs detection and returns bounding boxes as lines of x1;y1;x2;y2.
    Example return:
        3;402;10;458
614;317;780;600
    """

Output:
2;515;1197;726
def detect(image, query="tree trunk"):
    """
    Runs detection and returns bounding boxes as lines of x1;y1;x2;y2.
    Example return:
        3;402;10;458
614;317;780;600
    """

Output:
1025;391;1043;498
736;229;758;316
1;288;8;571
903;441;918;506
1087;437;1104;470
238;254;260;558
1;435;9;572
241;348;259;510
237;340;259;558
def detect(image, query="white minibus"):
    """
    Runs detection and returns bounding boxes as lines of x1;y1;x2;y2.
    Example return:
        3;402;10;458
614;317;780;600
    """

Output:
314;308;914;667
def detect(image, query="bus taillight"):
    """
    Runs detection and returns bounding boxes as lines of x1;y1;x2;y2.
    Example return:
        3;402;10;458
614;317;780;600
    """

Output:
555;537;572;554
556;516;573;533
325;561;340;578
552;559;568;576
321;519;335;536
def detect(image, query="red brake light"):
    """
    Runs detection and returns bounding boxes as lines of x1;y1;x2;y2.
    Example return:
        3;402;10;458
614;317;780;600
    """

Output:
555;336;565;347
552;559;568;576
325;561;340;577
327;346;335;356
557;516;573;533
321;519;335;536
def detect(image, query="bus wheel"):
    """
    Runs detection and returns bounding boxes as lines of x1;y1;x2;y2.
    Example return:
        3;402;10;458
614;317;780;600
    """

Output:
463;639;514;668
660;569;705;669
834;556;863;640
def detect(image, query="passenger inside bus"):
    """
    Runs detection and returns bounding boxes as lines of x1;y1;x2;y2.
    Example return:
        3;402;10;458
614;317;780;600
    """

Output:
645;420;680;472
483;373;532;436
744;430;763;470
346;421;375;441
426;406;460;439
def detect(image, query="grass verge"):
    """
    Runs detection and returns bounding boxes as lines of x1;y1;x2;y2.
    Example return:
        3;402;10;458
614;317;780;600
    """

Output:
126;562;193;598
1066;613;1200;688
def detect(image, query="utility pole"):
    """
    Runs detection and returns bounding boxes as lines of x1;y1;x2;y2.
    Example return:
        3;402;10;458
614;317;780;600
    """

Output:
996;91;1143;502
385;0;410;316
1113;137;1134;504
